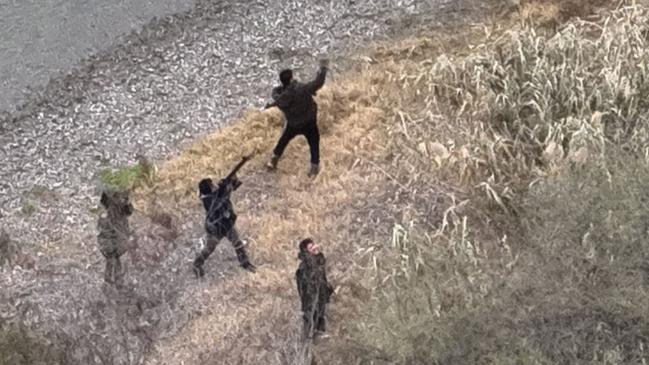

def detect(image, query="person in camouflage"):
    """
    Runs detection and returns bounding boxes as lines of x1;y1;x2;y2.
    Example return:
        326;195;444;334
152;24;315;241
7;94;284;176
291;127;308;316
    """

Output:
265;59;330;177
97;190;134;285
193;176;256;278
295;238;334;339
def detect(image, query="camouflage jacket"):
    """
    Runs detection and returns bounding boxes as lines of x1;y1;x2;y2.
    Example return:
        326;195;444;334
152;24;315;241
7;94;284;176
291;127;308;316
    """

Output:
97;212;132;257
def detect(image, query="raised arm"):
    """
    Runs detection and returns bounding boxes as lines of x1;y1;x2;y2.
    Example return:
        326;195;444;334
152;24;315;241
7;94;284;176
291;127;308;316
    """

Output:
304;65;328;95
302;59;329;95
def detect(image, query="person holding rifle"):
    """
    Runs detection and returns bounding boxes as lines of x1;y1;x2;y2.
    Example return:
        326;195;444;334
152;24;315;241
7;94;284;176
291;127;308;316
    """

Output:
193;155;256;277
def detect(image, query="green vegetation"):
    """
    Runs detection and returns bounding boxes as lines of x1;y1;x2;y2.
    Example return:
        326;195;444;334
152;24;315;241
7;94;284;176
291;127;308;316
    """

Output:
20;201;37;216
99;160;155;191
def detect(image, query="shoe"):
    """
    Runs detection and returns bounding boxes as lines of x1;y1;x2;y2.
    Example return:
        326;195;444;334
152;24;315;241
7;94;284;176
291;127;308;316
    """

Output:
193;264;205;278
266;155;279;171
241;261;257;273
307;163;320;177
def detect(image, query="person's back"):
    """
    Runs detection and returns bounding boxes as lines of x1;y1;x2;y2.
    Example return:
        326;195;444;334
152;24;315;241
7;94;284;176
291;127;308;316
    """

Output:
274;77;323;127
97;212;129;254
265;60;330;177
97;191;132;256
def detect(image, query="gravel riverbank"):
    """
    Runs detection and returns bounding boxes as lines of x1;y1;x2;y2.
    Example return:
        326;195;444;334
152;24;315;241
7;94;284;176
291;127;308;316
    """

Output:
0;1;493;364
1;0;454;249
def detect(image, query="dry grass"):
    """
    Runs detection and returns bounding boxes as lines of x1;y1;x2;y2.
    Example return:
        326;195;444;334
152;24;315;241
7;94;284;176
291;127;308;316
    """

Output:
348;1;649;364
127;0;649;364
134;52;404;364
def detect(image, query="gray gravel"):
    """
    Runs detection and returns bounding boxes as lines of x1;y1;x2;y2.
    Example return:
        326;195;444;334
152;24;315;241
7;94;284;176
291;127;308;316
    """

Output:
0;0;484;364
1;0;453;249
0;0;192;112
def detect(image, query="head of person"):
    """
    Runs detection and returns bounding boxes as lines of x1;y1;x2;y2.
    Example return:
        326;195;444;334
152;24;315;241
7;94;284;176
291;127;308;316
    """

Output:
279;69;293;87
198;178;215;196
298;238;321;259
100;189;134;217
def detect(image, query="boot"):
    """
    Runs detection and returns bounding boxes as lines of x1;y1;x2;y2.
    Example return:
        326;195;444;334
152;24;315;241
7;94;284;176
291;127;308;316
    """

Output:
193;257;205;278
241;261;257;272
307;163;320;177
266;155;279;171
316;315;326;333
235;247;256;272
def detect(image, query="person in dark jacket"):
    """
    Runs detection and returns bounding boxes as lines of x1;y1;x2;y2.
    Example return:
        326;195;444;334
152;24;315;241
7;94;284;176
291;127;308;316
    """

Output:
265;59;329;177
295;238;334;338
193;176;255;278
97;189;134;285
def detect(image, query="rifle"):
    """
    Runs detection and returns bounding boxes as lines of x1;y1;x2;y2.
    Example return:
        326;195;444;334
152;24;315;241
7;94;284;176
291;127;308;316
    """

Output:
216;155;252;194
224;155;252;181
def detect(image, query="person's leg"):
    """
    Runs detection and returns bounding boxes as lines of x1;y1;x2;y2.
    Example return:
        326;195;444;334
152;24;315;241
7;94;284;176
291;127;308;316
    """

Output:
303;309;316;339
227;228;255;272
114;256;124;286
303;122;320;176
269;124;299;170
104;258;115;284
193;234;220;277
316;305;327;333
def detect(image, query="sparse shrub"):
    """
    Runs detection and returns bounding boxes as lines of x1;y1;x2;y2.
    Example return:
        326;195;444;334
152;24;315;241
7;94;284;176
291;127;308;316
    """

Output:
352;152;649;364
99;159;155;191
395;3;649;199
349;3;649;364
20;201;37;216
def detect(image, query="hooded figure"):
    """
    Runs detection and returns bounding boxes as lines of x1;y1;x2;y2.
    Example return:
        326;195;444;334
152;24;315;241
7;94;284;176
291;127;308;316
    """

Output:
295;238;334;338
265;59;330;177
97;190;134;285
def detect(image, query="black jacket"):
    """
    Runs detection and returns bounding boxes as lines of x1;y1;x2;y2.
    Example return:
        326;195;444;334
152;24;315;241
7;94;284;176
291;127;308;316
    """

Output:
296;252;333;313
271;67;328;127
200;178;240;237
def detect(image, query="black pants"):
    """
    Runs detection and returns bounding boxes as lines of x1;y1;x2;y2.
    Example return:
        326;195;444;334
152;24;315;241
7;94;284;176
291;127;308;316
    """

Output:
102;251;123;285
194;227;250;267
303;303;326;338
273;121;320;165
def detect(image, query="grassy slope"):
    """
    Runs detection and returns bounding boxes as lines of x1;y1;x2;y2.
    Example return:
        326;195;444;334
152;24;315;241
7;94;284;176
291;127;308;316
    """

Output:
131;1;649;364
135;54;401;364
